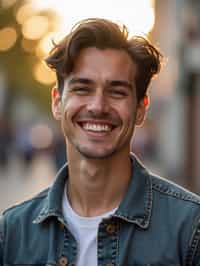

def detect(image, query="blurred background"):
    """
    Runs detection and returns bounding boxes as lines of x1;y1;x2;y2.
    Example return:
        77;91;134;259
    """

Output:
0;0;200;212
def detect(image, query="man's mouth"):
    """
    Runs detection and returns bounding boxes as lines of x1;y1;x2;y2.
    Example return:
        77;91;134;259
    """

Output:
78;122;115;132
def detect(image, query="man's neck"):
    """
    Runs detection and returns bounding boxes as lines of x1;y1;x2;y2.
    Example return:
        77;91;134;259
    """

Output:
66;150;132;217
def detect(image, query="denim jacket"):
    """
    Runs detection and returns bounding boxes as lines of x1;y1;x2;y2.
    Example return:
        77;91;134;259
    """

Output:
1;154;200;266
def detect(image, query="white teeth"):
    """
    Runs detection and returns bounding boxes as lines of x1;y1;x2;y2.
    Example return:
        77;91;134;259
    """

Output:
82;123;111;132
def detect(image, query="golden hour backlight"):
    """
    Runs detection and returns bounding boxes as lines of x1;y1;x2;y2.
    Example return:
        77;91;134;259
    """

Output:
17;0;155;84
34;62;56;85
1;0;17;8
16;3;36;25
35;33;55;58
0;27;17;51
31;0;155;37
22;16;49;40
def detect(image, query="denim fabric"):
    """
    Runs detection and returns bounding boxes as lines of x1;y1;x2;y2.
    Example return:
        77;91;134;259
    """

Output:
1;154;200;265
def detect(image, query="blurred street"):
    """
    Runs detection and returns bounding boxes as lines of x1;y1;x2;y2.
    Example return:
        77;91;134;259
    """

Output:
1;0;200;209
0;154;56;213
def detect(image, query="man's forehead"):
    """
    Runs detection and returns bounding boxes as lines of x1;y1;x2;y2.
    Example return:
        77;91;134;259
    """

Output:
72;46;136;68
63;47;137;87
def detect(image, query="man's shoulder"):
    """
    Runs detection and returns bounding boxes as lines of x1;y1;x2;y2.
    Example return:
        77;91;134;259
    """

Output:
132;154;200;206
2;188;49;221
150;172;200;206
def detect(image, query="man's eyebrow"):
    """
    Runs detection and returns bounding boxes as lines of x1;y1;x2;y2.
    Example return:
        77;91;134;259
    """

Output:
67;77;134;90
109;80;133;90
68;77;94;85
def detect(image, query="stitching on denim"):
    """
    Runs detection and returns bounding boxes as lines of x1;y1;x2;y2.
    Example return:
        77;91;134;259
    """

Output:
143;173;153;226
39;209;61;216
0;215;5;264
114;173;153;228
116;221;120;266
110;219;119;265
61;227;77;265
33;210;63;224
151;177;200;205
113;215;149;229
185;219;200;266
97;222;105;265
97;218;119;265
0;215;3;243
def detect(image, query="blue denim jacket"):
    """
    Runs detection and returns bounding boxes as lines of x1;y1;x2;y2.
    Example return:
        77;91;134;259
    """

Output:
1;154;200;265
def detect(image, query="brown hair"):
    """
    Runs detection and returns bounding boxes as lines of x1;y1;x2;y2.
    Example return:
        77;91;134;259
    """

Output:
45;18;163;101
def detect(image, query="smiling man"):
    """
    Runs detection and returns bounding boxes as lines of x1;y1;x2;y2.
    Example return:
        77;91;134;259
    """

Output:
1;18;200;266
57;47;142;161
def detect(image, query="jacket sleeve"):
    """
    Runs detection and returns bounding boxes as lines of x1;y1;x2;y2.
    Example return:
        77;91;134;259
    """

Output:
0;215;4;266
185;217;200;266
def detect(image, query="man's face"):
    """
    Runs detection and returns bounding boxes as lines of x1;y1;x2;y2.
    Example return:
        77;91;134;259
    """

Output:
52;47;146;159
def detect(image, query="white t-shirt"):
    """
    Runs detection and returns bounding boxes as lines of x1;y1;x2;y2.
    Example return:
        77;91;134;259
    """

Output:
62;186;117;266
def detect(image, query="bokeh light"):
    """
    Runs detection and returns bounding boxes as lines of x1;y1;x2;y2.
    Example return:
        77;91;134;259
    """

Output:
12;0;155;85
0;27;17;51
29;123;53;149
35;33;55;58
16;3;37;25
21;38;36;53
22;15;49;40
33;62;56;85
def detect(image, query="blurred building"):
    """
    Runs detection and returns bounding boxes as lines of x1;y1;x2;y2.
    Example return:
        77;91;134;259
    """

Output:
152;0;200;193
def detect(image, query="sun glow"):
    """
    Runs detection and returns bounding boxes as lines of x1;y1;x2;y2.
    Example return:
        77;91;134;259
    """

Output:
31;0;155;37
33;62;56;85
0;27;17;51
23;0;155;85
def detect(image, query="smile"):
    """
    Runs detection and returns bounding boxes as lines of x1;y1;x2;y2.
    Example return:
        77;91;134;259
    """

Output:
80;122;113;132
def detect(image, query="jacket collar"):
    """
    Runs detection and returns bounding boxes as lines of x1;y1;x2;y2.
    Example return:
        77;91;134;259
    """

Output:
33;164;68;224
33;154;153;229
114;154;153;229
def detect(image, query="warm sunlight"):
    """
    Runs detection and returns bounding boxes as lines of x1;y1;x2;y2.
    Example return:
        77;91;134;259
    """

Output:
29;0;155;85
33;61;56;85
22;15;49;40
32;0;155;38
0;27;17;51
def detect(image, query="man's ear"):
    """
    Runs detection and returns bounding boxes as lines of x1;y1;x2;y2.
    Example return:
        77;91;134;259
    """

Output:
51;87;62;120
135;95;149;126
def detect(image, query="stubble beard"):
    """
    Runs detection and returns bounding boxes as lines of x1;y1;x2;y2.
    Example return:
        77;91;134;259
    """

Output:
67;132;133;161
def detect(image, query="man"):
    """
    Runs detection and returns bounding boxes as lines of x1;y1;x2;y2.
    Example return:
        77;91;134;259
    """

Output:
1;18;200;265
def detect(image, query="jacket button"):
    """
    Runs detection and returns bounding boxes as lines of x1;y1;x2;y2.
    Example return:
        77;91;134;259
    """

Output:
59;256;68;266
106;224;116;234
59;222;65;230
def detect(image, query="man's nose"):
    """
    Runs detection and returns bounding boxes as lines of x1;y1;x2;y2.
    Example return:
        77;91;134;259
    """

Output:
87;93;109;115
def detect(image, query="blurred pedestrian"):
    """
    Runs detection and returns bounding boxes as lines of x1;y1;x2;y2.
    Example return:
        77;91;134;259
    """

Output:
1;18;200;265
15;123;35;167
52;129;66;170
0;116;13;170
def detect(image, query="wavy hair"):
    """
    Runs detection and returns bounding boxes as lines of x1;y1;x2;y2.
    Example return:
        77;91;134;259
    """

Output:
45;18;163;101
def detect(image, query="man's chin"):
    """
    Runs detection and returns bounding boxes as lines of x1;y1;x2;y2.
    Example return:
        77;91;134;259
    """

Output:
77;146;116;160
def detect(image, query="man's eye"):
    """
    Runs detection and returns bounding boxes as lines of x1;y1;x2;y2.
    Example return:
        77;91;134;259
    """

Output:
72;87;90;95
109;89;128;98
